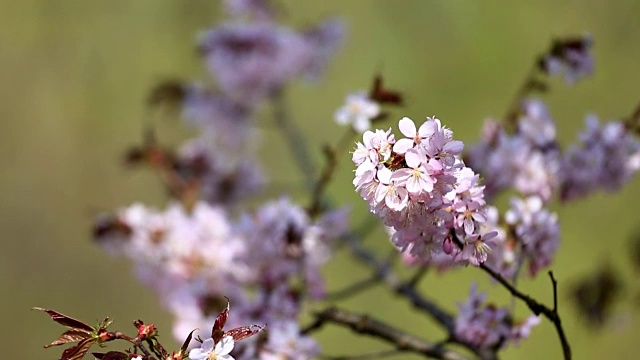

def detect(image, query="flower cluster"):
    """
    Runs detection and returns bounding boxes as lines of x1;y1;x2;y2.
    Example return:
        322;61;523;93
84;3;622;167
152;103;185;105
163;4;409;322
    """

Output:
485;196;560;278
455;284;541;349
95;198;346;359
541;34;594;84
561;115;640;201
334;91;380;132
352;116;495;265
199;6;344;106
467;99;561;202
178;85;264;206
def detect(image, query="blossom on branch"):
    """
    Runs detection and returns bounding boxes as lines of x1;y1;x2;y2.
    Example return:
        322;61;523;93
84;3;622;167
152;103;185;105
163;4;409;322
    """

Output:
189;336;235;360
455;284;540;349
541;34;594;84
335;91;380;132
352;116;492;265
561;115;640;201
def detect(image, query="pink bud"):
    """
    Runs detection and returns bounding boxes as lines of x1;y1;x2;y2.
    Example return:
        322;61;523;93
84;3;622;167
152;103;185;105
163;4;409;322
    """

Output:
443;237;453;255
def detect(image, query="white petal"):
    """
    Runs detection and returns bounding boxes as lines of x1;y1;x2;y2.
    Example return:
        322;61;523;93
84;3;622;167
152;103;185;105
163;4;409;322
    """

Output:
334;108;350;124
404;149;423;168
377;166;393;183
353;115;371;132
444;140;464;154
217;336;235;355
398;117;417;137
201;338;215;352
393;138;414;154
188;348;207;360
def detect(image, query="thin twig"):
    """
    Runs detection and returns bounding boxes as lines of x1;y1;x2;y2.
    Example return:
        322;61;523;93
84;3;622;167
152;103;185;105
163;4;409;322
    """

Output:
340;232;456;332
271;87;317;188
304;307;471;360
325;276;379;302
308;129;356;217
308;144;338;217
478;264;571;360
319;349;401;360
406;265;429;288
502;63;541;129
550;271;559;312
624;98;640;132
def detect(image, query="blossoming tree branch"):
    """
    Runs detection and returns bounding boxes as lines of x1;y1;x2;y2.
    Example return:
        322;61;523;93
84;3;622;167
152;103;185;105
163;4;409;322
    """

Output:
35;1;640;360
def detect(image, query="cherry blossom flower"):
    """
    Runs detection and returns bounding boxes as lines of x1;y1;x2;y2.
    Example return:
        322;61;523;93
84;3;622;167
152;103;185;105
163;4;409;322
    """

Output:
335;91;381;132
189;336;235;360
561;115;640;201
455;284;540;349
352;116;492;265
393;116;435;153
542;34;594;84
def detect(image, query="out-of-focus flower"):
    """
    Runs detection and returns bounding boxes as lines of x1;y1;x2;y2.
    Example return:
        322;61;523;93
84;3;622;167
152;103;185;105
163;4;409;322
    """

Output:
223;0;276;21
455;284;540;349
335;92;380;132
467;99;561;202
541;34;594;84
259;321;319;360
199;18;343;106
505;196;560;276
561;115;640;201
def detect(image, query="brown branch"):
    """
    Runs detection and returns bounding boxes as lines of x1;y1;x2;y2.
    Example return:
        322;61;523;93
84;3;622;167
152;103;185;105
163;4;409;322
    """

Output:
502;63;541;129
478;264;571;360
325;275;379;302
340;232;456;332
319;349;401;360
624;98;640;133
305;307;471;360
308;129;356;217
308;144;338;217
339;232;498;360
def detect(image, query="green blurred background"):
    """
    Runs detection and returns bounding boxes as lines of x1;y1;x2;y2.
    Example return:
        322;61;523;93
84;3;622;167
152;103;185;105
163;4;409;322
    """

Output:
2;1;640;359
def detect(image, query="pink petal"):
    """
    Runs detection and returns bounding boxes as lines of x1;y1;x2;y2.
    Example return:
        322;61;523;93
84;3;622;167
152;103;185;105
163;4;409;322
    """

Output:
393;138;414;154
398;117;417;137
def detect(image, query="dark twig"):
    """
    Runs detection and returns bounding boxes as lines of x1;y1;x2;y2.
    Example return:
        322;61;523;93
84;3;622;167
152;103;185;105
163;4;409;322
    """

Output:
339;232;499;359
304;307;470;360
406;265;429;288
502;64;539;129
325;275;379;302
550;271;559;312
308;129;356;217
624;98;640;133
341;232;456;332
308;144;338;217
319;349;401;360
478;263;571;360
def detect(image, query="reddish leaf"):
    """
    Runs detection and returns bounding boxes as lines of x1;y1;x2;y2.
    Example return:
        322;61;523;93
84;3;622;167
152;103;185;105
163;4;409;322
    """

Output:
32;307;94;333
369;74;403;105
224;324;265;342
44;329;92;348
60;337;96;360
92;352;129;360
211;299;229;343
180;329;197;355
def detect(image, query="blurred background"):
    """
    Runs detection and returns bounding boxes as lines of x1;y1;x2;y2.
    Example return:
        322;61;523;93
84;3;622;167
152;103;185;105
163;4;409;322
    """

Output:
2;1;640;359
